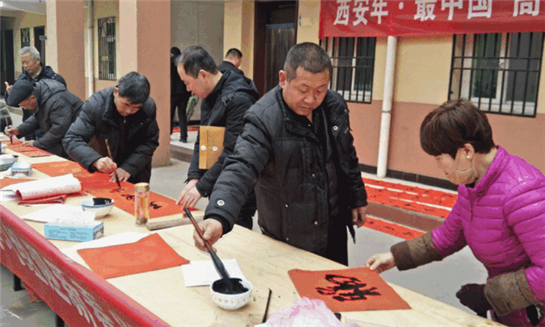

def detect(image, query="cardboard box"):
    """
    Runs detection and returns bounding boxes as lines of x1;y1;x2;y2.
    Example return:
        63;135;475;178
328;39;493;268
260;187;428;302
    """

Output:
199;126;225;169
44;221;104;242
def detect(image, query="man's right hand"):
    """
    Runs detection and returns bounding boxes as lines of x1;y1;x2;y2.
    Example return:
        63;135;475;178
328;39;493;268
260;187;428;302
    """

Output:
4;126;19;136
92;157;117;174
193;219;223;252
5;82;12;94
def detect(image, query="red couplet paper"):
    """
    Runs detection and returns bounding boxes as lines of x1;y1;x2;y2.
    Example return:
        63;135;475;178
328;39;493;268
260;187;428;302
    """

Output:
33;161;185;218
77;233;189;279
288;267;410;312
363;217;424;240
7;144;51;157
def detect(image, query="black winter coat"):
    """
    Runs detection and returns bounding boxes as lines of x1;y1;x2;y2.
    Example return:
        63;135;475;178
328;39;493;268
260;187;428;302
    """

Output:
63;87;159;183
16;79;82;158
6;63;66;103
206;86;368;256
187;70;259;197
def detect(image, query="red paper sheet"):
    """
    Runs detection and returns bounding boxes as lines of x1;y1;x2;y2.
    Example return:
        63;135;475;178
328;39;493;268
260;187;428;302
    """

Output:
363;178;456;218
7;144;51;157
0;177;29;189
288;267;410;312
33;161;186;218
363;217;424;240
77;233;189;279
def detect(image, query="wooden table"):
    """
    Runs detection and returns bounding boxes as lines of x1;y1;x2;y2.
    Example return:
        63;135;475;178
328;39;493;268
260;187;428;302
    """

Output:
0;147;504;326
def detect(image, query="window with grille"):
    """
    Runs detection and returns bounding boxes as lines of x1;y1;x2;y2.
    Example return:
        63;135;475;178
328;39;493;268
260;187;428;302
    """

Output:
21;28;30;48
449;32;544;117
98;17;116;81
321;37;376;103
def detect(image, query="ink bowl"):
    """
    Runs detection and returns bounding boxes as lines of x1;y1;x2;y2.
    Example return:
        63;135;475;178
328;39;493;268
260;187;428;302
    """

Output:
80;198;114;218
210;278;252;310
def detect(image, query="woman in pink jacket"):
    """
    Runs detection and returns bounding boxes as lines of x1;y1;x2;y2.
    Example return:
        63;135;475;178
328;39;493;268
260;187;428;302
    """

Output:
366;99;544;327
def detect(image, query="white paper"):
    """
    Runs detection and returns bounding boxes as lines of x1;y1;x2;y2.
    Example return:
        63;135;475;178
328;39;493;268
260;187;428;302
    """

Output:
1;174;81;200
22;205;95;224
182;259;246;287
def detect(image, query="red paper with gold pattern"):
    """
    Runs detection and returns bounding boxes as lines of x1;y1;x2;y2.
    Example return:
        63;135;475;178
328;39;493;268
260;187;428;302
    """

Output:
7;144;51;157
77;233;189;279
288;267;410;312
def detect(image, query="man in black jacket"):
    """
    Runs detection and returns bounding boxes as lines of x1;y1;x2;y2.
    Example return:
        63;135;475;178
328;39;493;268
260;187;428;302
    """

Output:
217;48;244;76
4;79;82;159
193;43;368;265
5;46;66;140
63;72;159;184
176;46;258;230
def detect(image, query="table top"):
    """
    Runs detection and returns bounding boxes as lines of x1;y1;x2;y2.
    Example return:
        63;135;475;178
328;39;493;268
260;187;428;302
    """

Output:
0;147;504;326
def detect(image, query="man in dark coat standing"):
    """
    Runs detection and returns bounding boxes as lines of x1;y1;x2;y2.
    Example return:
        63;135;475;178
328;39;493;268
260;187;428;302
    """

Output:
192;43;368;265
4;46;66;140
4;79;82;159
217;48;245;76
176;46;258;230
170;46;191;142
63;72;159;184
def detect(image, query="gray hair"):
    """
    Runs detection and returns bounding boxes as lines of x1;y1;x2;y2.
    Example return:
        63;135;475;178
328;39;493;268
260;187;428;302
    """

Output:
19;46;40;61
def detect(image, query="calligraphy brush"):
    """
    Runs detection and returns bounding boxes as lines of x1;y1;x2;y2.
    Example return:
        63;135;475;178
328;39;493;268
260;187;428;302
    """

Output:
184;208;234;291
262;288;272;323
4;115;12;144
104;139;121;189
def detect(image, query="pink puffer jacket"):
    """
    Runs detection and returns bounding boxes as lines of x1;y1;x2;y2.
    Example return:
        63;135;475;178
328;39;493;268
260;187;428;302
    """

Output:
431;146;545;303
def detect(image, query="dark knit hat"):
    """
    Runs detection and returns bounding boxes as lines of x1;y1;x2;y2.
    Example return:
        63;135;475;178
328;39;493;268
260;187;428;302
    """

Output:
6;80;34;107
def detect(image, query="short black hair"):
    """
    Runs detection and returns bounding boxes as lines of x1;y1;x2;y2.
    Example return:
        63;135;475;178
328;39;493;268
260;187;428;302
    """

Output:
420;99;495;159
225;48;242;59
117;72;150;104
284;42;332;81
171;46;181;57
177;46;218;78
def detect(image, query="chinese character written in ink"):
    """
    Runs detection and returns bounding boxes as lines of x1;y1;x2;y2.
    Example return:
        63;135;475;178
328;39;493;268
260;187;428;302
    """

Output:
149;201;162;210
316;274;380;302
120;194;135;201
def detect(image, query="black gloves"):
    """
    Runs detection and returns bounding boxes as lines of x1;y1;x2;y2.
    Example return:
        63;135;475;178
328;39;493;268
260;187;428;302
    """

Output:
456;284;492;318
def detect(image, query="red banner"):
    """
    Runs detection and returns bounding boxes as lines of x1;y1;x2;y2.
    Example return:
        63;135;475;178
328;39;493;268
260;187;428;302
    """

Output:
320;0;545;38
0;206;169;327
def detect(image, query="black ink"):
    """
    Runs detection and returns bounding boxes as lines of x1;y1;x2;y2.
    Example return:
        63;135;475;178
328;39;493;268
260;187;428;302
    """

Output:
316;274;380;302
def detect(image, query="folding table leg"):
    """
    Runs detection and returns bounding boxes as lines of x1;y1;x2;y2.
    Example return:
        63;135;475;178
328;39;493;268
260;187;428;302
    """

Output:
13;273;23;291
55;314;65;327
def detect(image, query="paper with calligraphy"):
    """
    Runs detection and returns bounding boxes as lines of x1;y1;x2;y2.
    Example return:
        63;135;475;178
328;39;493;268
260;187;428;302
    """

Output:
288;267;410;312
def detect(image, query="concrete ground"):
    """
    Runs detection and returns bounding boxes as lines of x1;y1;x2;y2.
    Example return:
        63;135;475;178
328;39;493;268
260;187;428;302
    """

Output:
0;111;488;326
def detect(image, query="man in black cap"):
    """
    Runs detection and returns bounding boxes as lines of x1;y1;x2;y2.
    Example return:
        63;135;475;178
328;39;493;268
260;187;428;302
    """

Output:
4;79;83;159
63;72;159;184
4;46;66;140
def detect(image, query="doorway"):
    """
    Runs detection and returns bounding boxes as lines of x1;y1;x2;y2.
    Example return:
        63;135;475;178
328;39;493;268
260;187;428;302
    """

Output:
34;26;46;64
254;1;297;96
1;30;14;96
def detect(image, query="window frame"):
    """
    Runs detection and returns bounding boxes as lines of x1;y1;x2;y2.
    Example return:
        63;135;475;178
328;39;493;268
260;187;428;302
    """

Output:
448;32;544;118
98;16;116;81
321;36;376;104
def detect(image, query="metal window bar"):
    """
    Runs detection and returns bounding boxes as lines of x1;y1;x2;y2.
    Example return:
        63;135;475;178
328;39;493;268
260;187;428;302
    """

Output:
21;28;30;48
448;32;544;117
98;17;116;81
321;36;375;104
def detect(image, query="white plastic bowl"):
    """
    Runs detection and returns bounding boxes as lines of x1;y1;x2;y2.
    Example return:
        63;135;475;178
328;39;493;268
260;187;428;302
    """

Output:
210;279;253;311
80;198;114;218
